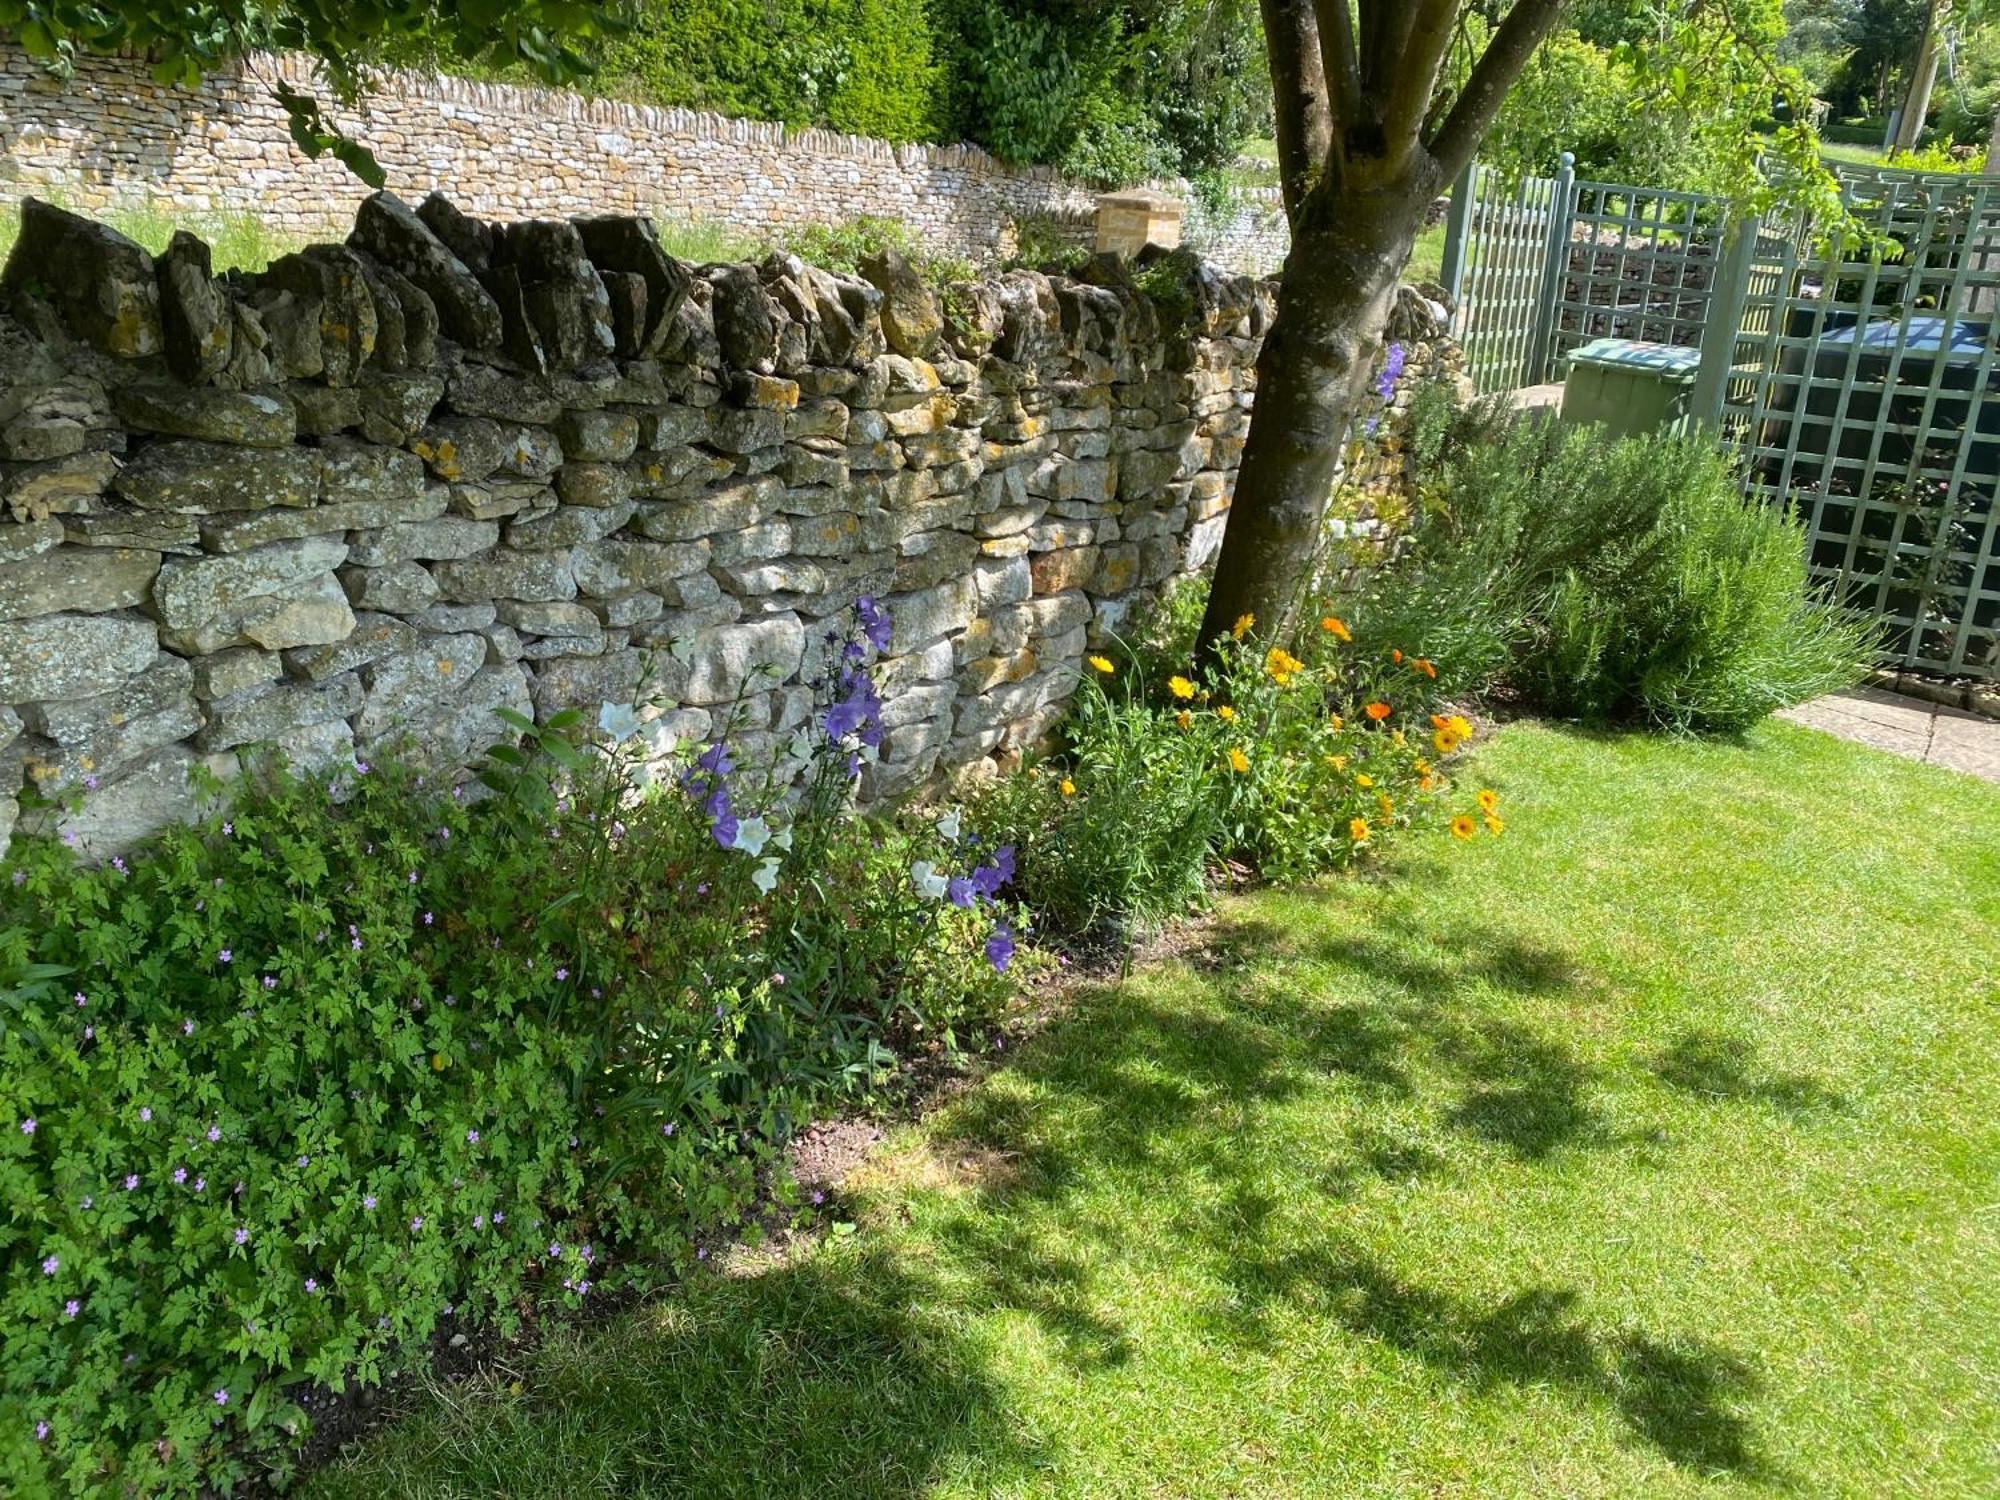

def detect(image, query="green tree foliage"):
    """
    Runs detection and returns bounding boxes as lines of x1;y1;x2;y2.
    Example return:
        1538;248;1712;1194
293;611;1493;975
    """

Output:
598;0;946;141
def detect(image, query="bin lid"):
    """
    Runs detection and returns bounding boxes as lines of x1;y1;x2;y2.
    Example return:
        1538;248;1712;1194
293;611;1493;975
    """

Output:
1819;315;1991;363
1565;338;1702;382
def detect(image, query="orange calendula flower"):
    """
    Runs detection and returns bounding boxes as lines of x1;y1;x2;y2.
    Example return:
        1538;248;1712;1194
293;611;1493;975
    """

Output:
1176;709;1193;730
1231;612;1255;640
1168;675;1196;700
1349;817;1371;842
1059;778;1077;797
1088;655;1115;675
1355;773;1375;789
1484;814;1505;836
1321;615;1352;641
1365;702;1391;721
1413;658;1437;679
1228;747;1251;774
1391;648;1404;664
1418;773;1437;791
1477;788;1499;814
1450;814;1477;840
1216;705;1236;722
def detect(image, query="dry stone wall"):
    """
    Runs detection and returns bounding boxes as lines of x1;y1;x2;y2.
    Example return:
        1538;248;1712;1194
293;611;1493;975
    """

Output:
0;192;1274;854
0;46;1290;275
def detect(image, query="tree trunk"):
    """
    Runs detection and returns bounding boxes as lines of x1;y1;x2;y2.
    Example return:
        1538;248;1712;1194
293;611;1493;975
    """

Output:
1196;183;1424;652
1891;0;1947;154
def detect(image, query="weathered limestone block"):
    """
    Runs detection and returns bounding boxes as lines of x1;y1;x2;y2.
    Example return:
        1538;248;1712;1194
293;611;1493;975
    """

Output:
197;485;443;556
857;248;944;360
886;575;979;655
716;558;826;597
505;501;635;550
265;245;378;386
62;516;194;564
153;536;347;639
349;516;499;567
431;548;576;604
36;746;208;852
554;409;638;464
354;633;489;739
0;547;159;620
0;517;64;564
1029;546;1100;594
374;661;532;766
284;612;418;682
342;561;441;614
573;216;691;356
411;417;511;484
19;653;201;792
350;192;503;349
554;462;633;509
192;648;281;702
681;616;805;704
496;599;604;640
114;441;320;513
289;384;361;437
415;192;495;274
357;372;446;446
571;537;707;596
197;673;363;753
3;200;162;358
156;231;233;383
446;364;563;425
499;219;617;370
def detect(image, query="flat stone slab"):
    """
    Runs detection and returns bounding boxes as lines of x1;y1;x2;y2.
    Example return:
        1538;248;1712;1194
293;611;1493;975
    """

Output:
1779;686;2000;784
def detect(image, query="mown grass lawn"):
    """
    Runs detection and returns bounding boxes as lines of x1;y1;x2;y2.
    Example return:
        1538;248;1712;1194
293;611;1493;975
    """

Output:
307;721;2000;1499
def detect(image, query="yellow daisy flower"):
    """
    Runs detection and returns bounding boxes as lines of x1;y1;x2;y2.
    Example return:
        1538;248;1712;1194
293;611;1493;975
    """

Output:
1088;655;1115;675
1228;747;1250;774
1231;612;1255;640
1168;675;1196;700
1477;788;1499;814
1216;705;1236;722
1059;778;1076;797
1450;814;1477;840
1483;814;1505;836
1355;773;1374;789
1176;709;1193;730
1349;817;1370;842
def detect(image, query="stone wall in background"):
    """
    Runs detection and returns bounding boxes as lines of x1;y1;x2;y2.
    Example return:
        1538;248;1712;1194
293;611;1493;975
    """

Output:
0;47;1292;276
0;191;1286;854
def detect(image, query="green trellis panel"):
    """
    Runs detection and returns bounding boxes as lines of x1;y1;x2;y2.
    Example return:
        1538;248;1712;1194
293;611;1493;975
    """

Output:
1712;167;2000;680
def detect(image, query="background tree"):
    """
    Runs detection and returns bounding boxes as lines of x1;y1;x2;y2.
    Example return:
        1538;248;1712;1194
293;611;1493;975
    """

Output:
1196;0;1830;652
1889;0;1949;150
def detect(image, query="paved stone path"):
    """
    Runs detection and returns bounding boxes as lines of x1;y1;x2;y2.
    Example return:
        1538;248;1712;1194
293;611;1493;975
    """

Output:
1779;686;2000;784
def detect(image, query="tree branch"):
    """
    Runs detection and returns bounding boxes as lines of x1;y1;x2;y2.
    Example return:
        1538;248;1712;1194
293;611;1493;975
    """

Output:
1259;0;1337;216
1357;0;1415;108
1312;0;1362;132
1376;0;1463;161
1427;0;1570;180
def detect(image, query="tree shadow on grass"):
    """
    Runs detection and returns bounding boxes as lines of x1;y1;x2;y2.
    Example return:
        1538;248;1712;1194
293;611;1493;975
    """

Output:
917;911;1790;1486
311;1242;1047;1500
1234;1247;1785;1483
1650;1029;1849;1117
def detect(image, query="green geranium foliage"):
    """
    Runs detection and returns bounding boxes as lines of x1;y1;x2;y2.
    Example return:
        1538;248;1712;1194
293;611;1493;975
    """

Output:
0;603;1015;1495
